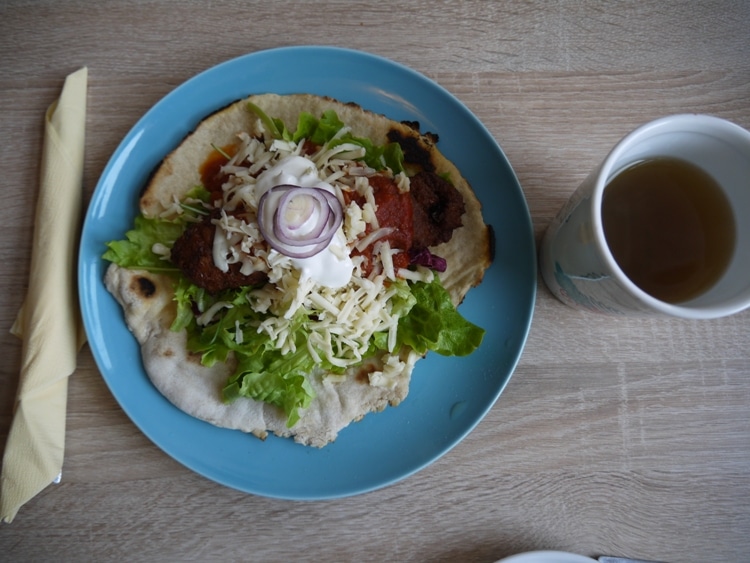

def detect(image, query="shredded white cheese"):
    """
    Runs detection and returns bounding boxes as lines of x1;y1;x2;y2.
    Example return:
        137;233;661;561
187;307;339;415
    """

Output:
369;350;420;389
200;123;421;372
196;301;234;326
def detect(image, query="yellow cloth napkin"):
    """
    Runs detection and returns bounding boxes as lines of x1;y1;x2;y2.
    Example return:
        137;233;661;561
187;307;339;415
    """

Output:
1;67;88;523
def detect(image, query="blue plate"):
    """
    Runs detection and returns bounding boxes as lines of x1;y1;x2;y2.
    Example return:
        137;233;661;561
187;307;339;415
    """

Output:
79;46;536;499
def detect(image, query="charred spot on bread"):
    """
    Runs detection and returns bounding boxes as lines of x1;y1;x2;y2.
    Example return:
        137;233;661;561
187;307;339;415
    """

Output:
401;120;421;132
387;129;436;173
133;276;157;298
341;99;363;111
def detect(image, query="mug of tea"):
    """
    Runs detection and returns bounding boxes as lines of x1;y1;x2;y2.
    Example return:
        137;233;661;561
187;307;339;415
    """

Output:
539;114;750;319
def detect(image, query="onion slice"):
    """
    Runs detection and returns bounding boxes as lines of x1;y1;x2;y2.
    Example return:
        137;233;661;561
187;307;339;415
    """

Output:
409;248;448;272
258;184;344;259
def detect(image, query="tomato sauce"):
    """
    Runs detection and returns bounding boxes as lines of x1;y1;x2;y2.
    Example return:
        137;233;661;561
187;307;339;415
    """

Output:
199;144;237;199
349;175;413;276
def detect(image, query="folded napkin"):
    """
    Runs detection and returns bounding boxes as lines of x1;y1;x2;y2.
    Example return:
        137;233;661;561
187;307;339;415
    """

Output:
1;67;88;523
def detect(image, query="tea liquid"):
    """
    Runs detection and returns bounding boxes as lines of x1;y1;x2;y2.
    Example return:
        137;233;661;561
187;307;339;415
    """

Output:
601;157;736;303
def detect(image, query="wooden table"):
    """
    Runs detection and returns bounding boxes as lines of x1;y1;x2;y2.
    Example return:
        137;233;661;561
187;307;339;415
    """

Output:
2;2;749;561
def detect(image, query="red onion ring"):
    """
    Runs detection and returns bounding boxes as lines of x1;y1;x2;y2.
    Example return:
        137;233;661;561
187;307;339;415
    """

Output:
258;184;344;259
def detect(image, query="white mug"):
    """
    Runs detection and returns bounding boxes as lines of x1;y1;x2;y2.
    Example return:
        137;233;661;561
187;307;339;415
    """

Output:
539;114;750;319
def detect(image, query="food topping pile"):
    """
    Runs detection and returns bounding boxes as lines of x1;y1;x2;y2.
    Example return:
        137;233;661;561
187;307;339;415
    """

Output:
104;104;483;426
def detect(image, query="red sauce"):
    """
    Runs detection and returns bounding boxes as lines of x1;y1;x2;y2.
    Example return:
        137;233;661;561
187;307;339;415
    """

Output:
199;144;237;199
301;140;319;156
349;175;413;276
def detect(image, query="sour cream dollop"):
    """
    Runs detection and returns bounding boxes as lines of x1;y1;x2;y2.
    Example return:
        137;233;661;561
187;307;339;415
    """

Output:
254;156;354;288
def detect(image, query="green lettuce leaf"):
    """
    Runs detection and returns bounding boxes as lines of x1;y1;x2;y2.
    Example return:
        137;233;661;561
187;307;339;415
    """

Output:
222;331;316;428
308;110;346;145
382;142;405;174
246;101;284;139
395;276;485;356
290;112;319;143
102;215;183;273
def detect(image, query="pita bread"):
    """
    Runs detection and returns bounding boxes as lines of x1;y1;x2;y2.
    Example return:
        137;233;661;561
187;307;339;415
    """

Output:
104;263;416;447
107;94;491;446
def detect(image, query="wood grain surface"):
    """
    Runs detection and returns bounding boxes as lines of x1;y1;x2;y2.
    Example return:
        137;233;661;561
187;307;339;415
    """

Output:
2;1;749;561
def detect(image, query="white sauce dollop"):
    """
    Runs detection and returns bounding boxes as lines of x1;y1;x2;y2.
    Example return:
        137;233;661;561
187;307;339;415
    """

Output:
254;155;354;288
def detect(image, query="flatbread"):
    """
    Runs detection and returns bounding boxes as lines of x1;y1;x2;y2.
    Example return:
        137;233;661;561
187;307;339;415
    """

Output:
105;263;416;447
108;94;491;446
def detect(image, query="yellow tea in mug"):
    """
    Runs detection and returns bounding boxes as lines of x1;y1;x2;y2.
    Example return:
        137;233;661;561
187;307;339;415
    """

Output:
601;157;736;304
